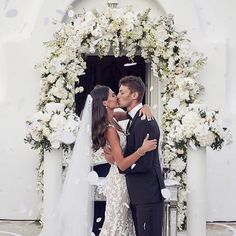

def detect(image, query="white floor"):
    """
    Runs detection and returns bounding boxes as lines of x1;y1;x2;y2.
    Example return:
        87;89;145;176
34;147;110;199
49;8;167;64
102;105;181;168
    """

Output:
0;221;236;236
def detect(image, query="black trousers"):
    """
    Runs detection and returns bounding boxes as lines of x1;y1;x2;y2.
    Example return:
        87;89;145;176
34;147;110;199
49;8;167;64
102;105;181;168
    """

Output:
130;201;164;236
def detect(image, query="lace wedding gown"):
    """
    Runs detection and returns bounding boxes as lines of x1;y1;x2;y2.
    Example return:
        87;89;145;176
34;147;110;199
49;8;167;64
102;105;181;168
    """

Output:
99;129;135;236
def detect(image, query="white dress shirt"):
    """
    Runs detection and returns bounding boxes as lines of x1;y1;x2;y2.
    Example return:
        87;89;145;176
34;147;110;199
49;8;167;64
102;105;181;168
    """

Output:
128;103;143;119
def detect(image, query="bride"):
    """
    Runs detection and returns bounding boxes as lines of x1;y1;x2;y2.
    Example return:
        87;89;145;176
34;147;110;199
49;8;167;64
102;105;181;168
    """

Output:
39;85;156;236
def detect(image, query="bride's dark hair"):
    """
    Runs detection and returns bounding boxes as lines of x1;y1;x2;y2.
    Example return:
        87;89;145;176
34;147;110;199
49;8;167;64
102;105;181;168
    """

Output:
90;85;110;151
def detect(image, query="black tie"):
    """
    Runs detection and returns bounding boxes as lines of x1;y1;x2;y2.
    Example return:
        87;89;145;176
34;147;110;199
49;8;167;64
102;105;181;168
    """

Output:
126;114;132;133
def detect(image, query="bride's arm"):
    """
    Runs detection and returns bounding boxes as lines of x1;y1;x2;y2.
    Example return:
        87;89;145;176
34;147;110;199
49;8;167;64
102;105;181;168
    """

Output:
113;110;127;121
106;127;156;171
103;145;115;164
114;104;154;121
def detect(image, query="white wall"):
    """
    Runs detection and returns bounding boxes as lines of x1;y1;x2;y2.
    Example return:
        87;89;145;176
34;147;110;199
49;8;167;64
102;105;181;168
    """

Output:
0;0;74;219
0;0;235;221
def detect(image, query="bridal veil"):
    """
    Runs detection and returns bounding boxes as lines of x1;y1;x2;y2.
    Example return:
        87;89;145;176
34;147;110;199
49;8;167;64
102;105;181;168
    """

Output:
39;95;94;236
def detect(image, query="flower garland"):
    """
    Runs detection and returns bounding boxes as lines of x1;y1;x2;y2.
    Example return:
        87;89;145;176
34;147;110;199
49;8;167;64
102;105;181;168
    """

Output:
25;6;232;229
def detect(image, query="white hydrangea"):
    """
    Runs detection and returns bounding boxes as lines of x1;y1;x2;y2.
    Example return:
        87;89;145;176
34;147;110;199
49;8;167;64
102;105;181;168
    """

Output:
49;114;67;130
171;158;186;173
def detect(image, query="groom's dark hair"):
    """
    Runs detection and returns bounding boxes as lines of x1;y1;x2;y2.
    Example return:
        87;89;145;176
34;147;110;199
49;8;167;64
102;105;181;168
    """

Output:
119;75;145;103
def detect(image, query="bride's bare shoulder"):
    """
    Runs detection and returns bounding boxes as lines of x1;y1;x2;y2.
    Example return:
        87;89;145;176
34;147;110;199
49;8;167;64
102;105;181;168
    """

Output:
106;126;119;140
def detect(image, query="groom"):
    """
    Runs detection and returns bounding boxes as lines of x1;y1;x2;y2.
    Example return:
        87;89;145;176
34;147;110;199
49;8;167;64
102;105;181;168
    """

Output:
117;75;165;236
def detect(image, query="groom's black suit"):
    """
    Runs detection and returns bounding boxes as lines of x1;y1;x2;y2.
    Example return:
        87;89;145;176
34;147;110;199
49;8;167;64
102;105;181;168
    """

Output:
121;109;165;236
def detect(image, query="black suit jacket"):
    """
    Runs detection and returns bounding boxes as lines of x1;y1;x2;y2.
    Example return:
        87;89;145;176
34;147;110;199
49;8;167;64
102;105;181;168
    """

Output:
120;110;165;205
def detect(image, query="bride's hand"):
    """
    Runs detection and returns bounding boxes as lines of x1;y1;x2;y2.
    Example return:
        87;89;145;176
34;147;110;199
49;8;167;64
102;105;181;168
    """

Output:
139;104;154;121
138;134;157;155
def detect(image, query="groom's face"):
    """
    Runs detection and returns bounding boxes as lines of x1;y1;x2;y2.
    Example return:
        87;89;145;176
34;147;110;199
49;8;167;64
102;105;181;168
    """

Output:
117;85;133;108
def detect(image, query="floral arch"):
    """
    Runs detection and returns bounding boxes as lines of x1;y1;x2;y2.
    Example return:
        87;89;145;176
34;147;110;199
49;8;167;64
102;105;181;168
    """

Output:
25;6;231;229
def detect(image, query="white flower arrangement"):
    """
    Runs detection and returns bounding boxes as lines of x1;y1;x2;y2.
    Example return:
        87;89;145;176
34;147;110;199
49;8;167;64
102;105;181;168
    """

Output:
26;5;232;229
166;105;232;151
25;103;80;152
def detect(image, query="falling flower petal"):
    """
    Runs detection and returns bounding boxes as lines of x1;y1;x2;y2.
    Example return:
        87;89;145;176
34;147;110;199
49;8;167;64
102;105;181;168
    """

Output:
73;18;80;29
52;60;62;70
143;222;146;230
161;188;171;199
189;141;197;150
222;118;232;128
68;10;75;18
88;171;99;185
124;62;137;67
55;23;62;32
4;0;10;10
93;38;103;46
141;114;146;120
149;86;153;92
18;202;28;213
28;210;33;217
5;9;18;18
96;217;102;223
43;17;50;26
123;202;130;208
152;104;158;110
131;164;136;169
56;9;65;15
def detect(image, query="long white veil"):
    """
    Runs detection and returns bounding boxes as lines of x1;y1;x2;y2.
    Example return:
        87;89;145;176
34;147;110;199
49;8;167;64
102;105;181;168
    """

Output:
39;95;94;236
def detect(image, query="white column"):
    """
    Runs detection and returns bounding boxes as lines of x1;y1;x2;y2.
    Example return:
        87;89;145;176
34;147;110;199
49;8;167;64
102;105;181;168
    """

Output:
187;147;206;236
43;149;63;222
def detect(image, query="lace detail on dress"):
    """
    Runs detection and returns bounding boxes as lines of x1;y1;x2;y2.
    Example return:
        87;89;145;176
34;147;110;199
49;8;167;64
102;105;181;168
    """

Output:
99;131;135;236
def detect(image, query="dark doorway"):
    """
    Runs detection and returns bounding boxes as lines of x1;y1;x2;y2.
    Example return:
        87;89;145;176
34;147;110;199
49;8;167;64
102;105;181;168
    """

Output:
75;55;146;116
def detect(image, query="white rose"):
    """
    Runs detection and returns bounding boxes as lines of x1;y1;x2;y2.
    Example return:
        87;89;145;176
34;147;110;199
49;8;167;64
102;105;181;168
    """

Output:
41;113;51;122
171;158;186;173
42;127;51;137
63;118;78;132
48;132;60;142
31;130;42;141
49;115;66;130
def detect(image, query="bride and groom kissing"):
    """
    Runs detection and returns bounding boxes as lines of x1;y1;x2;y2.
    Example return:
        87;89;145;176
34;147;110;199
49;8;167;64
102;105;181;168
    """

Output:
39;75;166;236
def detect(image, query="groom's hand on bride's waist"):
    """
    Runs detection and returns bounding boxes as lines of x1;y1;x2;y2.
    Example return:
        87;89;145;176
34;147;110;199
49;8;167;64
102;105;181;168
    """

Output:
103;144;115;164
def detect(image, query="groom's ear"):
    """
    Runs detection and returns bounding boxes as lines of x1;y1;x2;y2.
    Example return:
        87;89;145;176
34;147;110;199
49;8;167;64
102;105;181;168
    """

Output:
131;92;138;100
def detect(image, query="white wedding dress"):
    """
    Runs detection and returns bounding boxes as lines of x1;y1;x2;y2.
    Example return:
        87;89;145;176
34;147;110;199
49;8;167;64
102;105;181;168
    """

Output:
38;95;135;236
99;129;135;236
